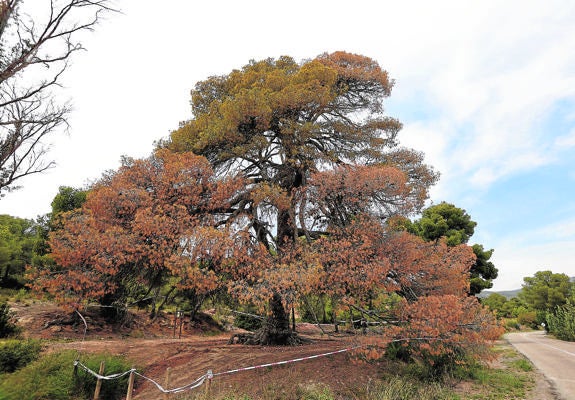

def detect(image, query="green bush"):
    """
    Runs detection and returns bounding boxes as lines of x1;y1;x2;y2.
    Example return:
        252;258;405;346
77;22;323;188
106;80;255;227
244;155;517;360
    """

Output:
0;339;42;373
547;301;575;341
0;350;134;400
517;311;538;329
504;318;520;330
0;302;20;337
386;341;470;381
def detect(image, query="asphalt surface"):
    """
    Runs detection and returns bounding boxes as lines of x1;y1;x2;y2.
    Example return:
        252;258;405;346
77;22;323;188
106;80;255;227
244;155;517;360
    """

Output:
506;331;575;400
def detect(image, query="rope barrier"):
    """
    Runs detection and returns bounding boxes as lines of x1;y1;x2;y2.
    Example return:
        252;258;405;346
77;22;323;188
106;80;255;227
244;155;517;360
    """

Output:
74;361;136;381
72;344;359;394
133;371;208;393
213;345;360;377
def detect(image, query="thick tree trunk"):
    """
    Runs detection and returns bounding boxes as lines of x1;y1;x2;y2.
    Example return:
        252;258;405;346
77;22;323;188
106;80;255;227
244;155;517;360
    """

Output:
229;292;308;345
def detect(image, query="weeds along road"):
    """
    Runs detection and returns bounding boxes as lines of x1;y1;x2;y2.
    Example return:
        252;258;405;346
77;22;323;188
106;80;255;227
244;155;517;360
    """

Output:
506;331;575;400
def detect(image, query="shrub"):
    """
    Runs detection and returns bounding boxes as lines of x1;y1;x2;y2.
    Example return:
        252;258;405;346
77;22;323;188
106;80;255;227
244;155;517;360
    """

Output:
0;339;42;373
547;301;575;341
0;350;134;400
517;311;537;328
504;318;521;330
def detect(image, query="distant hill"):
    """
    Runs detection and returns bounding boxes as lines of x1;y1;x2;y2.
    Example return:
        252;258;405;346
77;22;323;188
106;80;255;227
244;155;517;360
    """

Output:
478;276;574;299
477;289;521;299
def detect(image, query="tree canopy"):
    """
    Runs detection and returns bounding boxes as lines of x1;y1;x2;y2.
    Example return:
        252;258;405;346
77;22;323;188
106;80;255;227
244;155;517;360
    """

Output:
408;202;476;245
169;52;439;248
519;270;573;314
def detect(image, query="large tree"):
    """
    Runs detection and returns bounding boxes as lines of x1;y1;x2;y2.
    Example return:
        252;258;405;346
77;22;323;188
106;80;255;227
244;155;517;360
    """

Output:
35;53;502;361
519;270;573;315
0;0;114;196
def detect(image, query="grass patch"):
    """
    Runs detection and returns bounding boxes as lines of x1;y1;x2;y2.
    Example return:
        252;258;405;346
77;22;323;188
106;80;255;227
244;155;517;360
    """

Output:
451;345;535;400
0;350;134;400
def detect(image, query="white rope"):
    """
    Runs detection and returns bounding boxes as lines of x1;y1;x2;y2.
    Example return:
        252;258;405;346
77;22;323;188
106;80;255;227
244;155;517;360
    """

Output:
213;345;361;377
74;361;136;380
74;361;209;393
133;371;208;393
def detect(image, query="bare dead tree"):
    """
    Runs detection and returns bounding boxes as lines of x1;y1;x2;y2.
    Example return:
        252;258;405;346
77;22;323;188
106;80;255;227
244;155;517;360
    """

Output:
0;0;116;196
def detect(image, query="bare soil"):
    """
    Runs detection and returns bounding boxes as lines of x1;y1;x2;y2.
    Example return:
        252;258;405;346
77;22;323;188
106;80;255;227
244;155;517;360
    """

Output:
9;301;558;399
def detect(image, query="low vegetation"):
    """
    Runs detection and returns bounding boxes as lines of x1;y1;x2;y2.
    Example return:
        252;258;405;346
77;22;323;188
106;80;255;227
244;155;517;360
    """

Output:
0;350;134;400
0;339;42;373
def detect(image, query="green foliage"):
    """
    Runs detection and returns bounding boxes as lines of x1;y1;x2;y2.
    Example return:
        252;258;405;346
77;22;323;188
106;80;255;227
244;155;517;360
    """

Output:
519;270;573;315
0;339;42;373
511;358;533;372
470;244;498;295
410;202;476;245
50;186;87;217
0;350;133;400
547;301;575;341
0;215;38;289
0;301;20;337
409;202;498;295
482;293;508;317
74;353;134;400
517;311;538;328
504;318;521;331
500;297;528;318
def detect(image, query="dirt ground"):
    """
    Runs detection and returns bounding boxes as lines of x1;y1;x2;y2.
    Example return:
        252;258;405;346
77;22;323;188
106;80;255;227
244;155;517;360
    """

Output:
9;301;558;399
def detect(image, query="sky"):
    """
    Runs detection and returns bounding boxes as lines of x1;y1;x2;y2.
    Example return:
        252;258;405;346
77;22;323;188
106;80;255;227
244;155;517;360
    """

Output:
2;0;574;290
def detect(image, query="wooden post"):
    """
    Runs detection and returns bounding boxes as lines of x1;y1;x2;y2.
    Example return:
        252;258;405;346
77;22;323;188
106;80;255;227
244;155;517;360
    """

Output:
126;367;135;400
73;360;78;380
162;367;171;400
93;360;105;400
204;370;213;397
173;310;177;338
178;311;183;339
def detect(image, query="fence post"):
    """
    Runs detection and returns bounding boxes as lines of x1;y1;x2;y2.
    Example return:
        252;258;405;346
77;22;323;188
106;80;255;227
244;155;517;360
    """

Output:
204;370;213;397
162;367;171;400
126;367;135;400
73;360;78;380
93;360;105;400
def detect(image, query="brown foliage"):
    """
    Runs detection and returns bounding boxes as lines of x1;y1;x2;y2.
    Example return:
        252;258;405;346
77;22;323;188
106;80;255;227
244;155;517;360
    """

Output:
28;150;245;310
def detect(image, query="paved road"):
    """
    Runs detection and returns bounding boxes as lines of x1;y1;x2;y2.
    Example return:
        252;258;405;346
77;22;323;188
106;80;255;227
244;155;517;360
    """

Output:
506;331;575;400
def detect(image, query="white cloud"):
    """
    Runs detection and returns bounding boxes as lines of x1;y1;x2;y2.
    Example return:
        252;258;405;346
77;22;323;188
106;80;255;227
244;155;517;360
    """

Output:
554;129;575;149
